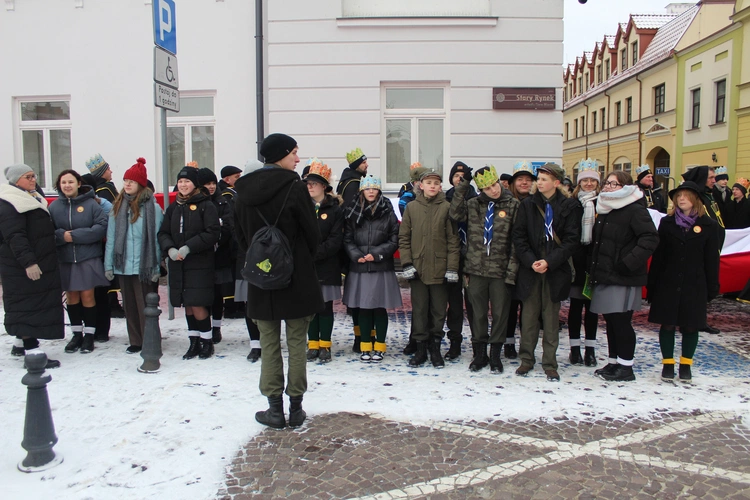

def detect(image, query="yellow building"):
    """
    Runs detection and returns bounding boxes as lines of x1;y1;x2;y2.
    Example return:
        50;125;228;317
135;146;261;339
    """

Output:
734;0;750;179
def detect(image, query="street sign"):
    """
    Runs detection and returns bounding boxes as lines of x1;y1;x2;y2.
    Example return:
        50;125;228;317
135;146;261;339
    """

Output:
655;167;670;176
155;83;180;112
154;46;179;89
153;0;176;55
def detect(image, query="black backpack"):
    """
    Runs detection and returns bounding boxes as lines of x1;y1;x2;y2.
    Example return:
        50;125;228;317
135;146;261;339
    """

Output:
241;182;295;290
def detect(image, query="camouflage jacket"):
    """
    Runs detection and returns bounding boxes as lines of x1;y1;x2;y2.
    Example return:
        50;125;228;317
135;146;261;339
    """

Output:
448;178;519;283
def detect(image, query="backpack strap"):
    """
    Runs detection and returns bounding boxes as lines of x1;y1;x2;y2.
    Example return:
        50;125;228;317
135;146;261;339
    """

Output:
255;181;296;227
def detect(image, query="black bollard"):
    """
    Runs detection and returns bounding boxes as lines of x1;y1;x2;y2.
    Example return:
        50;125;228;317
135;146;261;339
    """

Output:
18;351;63;472
138;292;163;373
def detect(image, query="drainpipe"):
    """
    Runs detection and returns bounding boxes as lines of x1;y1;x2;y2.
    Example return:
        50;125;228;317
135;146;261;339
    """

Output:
604;88;611;170
584;101;589;158
255;0;265;159
635;73;643;166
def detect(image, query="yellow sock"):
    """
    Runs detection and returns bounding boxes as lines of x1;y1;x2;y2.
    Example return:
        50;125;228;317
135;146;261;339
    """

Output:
360;342;373;352
662;358;675;365
308;340;320;350
679;356;693;365
374;342;386;353
353;326;361;337
319;340;332;348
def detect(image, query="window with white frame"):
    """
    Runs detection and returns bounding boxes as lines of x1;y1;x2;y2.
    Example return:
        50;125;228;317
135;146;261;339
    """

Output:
16;98;72;190
382;86;447;187
166;94;215;183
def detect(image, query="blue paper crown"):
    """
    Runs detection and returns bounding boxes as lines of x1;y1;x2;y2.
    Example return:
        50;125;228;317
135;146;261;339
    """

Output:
715;166;728;176
85;153;108;172
359;174;382;191
635;164;651;176
579;158;598;172
513;161;536;177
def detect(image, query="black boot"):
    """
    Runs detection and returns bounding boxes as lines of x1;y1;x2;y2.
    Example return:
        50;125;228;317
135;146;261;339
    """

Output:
428;337;445;368
661;363;675;382
352;336;361;353
594;362;617;377
318;347;331;363
80;334;95;354
599;364;636;382
198;338;214;359
444;337;462;361
288;395;306;427
212;327;222;344
402;337;417;356
65;333;84;353
584;347;597;367
504;343;517;359
489;344;504;374
307;348;320;362
183;336;201;360
569;346;583;365
247;348;261;363
255;396;286;429
679;364;692;383
408;341;428;367
469;342;489;372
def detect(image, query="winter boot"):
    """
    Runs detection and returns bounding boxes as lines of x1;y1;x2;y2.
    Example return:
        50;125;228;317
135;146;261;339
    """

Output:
247;348;261;363
679;363;692;383
288;396;306;428
212;327;222;344
489;344;504;374
307;349;320;362
65;333;84;353
183;336;201;360
469;342;489;372
11;345;25;357
661;361;675;382
198;338;214;359
584;347;597;367
504;343;517;359
408;341;428;367
444;337;462;361
80;334;95;354
402;336;417;356
428;337;445;368
255;396;286;429
594;362;617;378
318;347;332;363
599;364;636;382
352;326;361;353
569;346;583;365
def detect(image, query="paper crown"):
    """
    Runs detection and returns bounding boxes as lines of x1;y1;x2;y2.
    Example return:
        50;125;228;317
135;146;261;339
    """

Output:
512;161;536;178
85;154;109;172
736;177;750;189
346;148;365;164
186;161;199;168
306;157;321;167
578;158;598;172
307;161;332;184
359;174;382;191
475;165;500;190
410;162;422;170
715;166;728;176
635;164;651;176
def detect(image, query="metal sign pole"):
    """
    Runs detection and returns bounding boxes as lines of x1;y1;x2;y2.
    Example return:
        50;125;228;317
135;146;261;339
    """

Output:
161;108;174;320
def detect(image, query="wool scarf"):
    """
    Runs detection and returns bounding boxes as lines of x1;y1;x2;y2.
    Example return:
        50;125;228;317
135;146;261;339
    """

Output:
596;185;643;215
675;209;698;230
577;190;598;245
113;190;158;282
345;194;391;225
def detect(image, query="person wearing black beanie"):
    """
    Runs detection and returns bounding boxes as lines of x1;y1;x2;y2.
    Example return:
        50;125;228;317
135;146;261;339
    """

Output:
177;166;201;188
726;182;750;229
260;133;298;165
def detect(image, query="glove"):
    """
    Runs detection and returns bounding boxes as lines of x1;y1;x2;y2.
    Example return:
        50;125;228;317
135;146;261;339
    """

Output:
177;245;191;259
445;270;459;283
168;248;180;261
401;265;417;280
25;264;42;281
105;269;115;281
151;271;161;283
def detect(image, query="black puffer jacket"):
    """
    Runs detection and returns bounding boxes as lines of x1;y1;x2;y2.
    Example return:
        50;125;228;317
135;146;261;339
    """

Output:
49;186;108;263
336;168;365;207
313;194;344;286
0;184;64;340
158;190;221;307
208;189;234;271
343;195;399;274
589;199;659;287
94;177;118;203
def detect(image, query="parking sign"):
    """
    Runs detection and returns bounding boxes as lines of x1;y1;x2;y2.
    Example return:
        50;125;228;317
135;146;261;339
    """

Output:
153;0;176;55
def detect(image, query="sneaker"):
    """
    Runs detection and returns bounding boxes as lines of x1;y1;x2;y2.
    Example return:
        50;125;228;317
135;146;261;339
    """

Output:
679;364;692;383
318;347;331;364
545;369;560;382
515;364;533;376
126;345;142;354
371;351;384;363
11;345;25;357
306;349;319;362
360;351;371;363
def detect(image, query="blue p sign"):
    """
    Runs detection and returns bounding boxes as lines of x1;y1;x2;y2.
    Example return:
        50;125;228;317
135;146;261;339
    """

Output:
153;0;177;55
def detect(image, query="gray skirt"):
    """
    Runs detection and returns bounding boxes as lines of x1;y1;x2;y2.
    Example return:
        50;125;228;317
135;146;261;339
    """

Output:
60;258;110;291
321;285;341;302
343;271;403;310
234;279;248;302
590;284;642;315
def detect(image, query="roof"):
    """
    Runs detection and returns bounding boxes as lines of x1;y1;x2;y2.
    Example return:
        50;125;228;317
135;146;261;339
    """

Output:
604;35;616;47
630;13;678;30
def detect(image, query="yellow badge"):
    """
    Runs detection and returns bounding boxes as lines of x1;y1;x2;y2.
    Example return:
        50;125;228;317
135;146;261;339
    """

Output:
189;205;197;211
77;206;84;213
693;226;702;234
498;210;507;218
321;213;328;220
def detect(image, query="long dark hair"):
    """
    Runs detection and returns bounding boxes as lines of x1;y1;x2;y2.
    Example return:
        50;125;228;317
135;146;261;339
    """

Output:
55;169;83;193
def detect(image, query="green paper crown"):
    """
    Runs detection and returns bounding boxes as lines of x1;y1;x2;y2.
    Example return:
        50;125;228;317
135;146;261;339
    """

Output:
475;165;499;190
346;148;365;164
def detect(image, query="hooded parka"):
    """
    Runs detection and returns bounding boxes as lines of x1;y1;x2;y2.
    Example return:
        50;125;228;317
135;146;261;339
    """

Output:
49;186;108;263
343;196;399;274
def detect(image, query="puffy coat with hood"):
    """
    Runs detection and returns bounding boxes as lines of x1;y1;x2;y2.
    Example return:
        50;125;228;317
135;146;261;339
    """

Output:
49;185;108;263
343;194;400;274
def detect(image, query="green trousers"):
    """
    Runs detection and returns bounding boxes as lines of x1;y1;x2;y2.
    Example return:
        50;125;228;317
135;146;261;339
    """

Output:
409;279;449;342
519;275;561;371
254;315;313;398
466;275;511;344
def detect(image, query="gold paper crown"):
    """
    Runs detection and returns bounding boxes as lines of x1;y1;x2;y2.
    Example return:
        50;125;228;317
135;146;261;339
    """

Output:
186;161;199;168
308;162;332;184
475;165;499;190
346;148;365;164
737;177;750;189
410;162;422;170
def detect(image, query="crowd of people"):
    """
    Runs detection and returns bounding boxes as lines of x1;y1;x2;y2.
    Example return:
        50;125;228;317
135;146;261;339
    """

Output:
0;134;734;428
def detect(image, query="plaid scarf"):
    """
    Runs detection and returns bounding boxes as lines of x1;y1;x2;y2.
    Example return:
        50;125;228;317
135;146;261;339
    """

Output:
345;193;391;225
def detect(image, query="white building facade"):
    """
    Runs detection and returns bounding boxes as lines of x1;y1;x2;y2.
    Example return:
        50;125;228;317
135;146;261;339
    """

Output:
1;0;563;192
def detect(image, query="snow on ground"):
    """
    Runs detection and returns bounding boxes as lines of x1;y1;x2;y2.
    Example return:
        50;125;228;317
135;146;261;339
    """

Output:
2;288;750;499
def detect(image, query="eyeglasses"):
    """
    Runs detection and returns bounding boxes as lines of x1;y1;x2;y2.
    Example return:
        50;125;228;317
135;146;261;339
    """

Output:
603;181;622;188
22;174;37;181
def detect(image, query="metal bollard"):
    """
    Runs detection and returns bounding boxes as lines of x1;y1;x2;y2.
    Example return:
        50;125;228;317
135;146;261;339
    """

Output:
18;352;63;472
138;292;163;373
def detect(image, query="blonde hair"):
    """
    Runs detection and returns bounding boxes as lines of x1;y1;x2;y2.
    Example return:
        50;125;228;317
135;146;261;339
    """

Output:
668;189;706;217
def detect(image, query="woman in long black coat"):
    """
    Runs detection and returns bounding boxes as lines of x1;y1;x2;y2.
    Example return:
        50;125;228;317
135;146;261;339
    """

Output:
647;181;719;383
0;164;64;367
158;167;221;360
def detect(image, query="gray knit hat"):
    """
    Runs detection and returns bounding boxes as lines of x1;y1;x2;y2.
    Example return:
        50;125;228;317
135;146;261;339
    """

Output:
4;164;33;185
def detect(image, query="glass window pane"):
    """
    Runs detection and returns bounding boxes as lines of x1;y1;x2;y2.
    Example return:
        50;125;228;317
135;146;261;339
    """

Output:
167;96;214;117
21;101;70;121
191;126;215;171
386;119;411;184
50;129;72;184
22;130;46;187
167;127;186;183
418;119;444;172
386;89;443;110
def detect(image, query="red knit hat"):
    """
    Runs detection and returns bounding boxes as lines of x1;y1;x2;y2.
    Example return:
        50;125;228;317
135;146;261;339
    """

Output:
124;158;148;188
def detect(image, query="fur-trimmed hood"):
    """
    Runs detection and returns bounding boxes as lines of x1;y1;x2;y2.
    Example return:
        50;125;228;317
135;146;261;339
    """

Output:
0;183;49;213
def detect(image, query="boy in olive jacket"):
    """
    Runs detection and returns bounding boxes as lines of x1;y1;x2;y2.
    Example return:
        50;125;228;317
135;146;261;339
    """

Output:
399;169;460;369
449;165;519;374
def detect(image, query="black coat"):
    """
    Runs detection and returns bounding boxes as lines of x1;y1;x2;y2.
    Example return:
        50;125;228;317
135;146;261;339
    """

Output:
589;200;659;287
234;166;323;320
0;185;64;339
158;191;221;307
343;197;400;274
313;194;344;286
647;215;720;330
725;197;750;229
637;183;667;213
208;190;234;271
93;177;118;203
512;190;582;303
702;189;726;249
336;168;365;207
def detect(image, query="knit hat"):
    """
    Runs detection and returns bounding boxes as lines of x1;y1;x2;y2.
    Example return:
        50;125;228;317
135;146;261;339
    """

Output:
123;157;148;188
635;164;652;182
410;166;429;183
537;162;565;182
511;160;537;181
500;173;513;182
346;148;367;170
220;165;242;178
681;166;709;187
243;159;264;176
260;133;297;164
176;166;200;187
197;167;218;186
449;161;473;183
669;181;702;200
359;174;382;192
420;169;442;182
474;165;499;190
86;154;110;178
306;161;333;192
4;163;33;185
732;182;747;196
577;158;601;183
715;166;729;181
81;173;97;189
